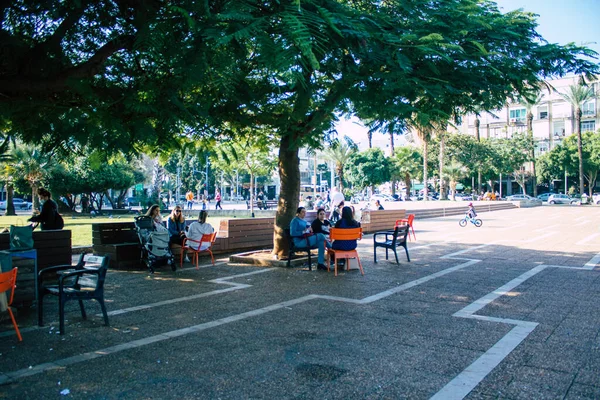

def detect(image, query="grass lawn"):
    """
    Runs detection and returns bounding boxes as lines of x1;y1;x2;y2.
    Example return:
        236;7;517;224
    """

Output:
0;214;227;247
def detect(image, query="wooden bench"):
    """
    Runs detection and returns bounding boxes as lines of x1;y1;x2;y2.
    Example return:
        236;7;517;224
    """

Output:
92;222;141;269
216;218;274;252
246;200;278;210
359;210;406;234
0;229;72;306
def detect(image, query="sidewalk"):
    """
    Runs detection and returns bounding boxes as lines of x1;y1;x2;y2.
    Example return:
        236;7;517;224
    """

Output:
1;206;599;398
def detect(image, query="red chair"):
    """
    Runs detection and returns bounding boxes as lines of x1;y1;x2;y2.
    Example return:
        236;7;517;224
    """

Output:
181;232;217;269
0;268;22;341
326;228;364;276
395;214;415;241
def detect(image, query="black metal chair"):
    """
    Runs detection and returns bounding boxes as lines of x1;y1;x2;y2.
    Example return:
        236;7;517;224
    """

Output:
284;228;313;270
373;225;410;264
38;254;111;335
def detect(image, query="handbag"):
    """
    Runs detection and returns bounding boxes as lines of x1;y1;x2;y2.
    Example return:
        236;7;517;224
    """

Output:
10;225;34;250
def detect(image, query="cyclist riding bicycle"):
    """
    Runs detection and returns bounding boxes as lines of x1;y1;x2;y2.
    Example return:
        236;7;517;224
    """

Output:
466;202;477;219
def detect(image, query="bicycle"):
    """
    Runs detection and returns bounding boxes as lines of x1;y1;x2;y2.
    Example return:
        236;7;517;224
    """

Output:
459;214;482;227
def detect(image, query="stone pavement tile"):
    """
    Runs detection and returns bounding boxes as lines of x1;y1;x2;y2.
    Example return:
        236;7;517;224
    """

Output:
566;383;600;399
497;366;573;399
525;344;589;374
574;356;600;386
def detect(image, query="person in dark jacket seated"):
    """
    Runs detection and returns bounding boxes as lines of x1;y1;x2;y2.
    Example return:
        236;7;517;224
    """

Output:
332;206;361;251
310;208;331;237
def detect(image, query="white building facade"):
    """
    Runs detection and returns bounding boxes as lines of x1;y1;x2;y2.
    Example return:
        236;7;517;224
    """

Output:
453;76;598;156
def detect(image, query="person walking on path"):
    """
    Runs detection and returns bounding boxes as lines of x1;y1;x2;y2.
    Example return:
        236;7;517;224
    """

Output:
215;191;223;210
186;191;194;210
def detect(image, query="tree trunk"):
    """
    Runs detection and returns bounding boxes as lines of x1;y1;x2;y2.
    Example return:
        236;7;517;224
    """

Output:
5;183;15;216
367;131;372;149
273;135;301;259
422;139;428;201
31;182;40;211
337;164;344;191
438;134;446;200
474;117;480;141
250;172;255;217
576;108;584;195
527;111;537;196
404;173;411;196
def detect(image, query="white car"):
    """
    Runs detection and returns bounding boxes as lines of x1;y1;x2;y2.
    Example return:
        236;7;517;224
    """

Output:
547;194;578;205
370;194;395;202
0;198;33;210
506;194;534;201
593;193;600;205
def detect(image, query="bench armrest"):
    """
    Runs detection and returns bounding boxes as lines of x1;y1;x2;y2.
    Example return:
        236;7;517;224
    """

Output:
39;263;84;278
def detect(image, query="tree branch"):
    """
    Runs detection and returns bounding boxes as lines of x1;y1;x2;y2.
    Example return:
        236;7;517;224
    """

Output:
0;35;136;99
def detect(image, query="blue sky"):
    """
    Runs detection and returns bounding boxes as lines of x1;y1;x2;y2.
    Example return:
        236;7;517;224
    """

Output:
340;0;600;148
495;0;599;54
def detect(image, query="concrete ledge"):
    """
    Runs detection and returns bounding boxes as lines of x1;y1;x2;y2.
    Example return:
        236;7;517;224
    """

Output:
229;250;314;268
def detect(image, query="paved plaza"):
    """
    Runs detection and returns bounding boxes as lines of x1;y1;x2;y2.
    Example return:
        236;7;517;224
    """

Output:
1;206;599;399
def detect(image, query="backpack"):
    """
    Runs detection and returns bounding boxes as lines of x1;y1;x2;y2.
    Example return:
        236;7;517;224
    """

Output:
54;212;64;229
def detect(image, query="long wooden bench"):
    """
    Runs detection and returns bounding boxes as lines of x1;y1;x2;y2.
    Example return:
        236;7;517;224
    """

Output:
246;200;278;210
0;229;72;306
92;222;141;269
216;218;274;252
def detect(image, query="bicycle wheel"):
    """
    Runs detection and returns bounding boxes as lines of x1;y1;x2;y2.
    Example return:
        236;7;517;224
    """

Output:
459;219;467;227
474;219;483;227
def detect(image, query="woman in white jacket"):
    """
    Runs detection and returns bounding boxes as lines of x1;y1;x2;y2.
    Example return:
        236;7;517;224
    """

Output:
186;210;214;250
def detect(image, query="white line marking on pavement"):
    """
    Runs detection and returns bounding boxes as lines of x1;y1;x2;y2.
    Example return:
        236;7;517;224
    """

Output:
574;220;591;226
106;268;274;317
4;240;599;398
533;224;559;232
576;232;600;246
430;250;600;399
430;323;538;400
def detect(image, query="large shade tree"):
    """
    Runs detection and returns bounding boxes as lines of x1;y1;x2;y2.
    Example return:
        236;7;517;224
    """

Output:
1;0;598;258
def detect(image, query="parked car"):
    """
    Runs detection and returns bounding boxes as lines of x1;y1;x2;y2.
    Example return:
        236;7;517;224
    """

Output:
506;194;535;201
536;192;555;202
0;198;32;210
547;194;578;205
593;193;600;205
454;193;475;201
370;194;395;202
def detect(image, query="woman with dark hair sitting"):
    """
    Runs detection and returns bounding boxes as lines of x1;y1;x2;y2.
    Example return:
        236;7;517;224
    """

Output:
311;208;331;237
331;206;361;251
28;187;61;230
290;206;329;270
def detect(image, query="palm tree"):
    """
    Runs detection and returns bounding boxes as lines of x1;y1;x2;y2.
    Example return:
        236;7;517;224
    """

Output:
322;138;357;191
559;83;597;196
414;125;433;200
521;93;543;196
443;161;469;201
390;146;422;196
12;144;54;210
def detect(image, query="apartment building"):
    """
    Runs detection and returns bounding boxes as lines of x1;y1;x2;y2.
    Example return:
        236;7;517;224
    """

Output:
453;75;598;156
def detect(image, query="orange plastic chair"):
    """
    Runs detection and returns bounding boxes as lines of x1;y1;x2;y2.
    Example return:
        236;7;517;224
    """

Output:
0;268;22;341
326;228;364;276
181;232;217;269
395;214;416;241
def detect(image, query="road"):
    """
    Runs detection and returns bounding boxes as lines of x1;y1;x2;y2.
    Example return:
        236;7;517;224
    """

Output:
1;206;599;399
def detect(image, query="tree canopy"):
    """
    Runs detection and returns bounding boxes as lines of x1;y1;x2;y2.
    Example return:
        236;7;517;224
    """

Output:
2;0;599;256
